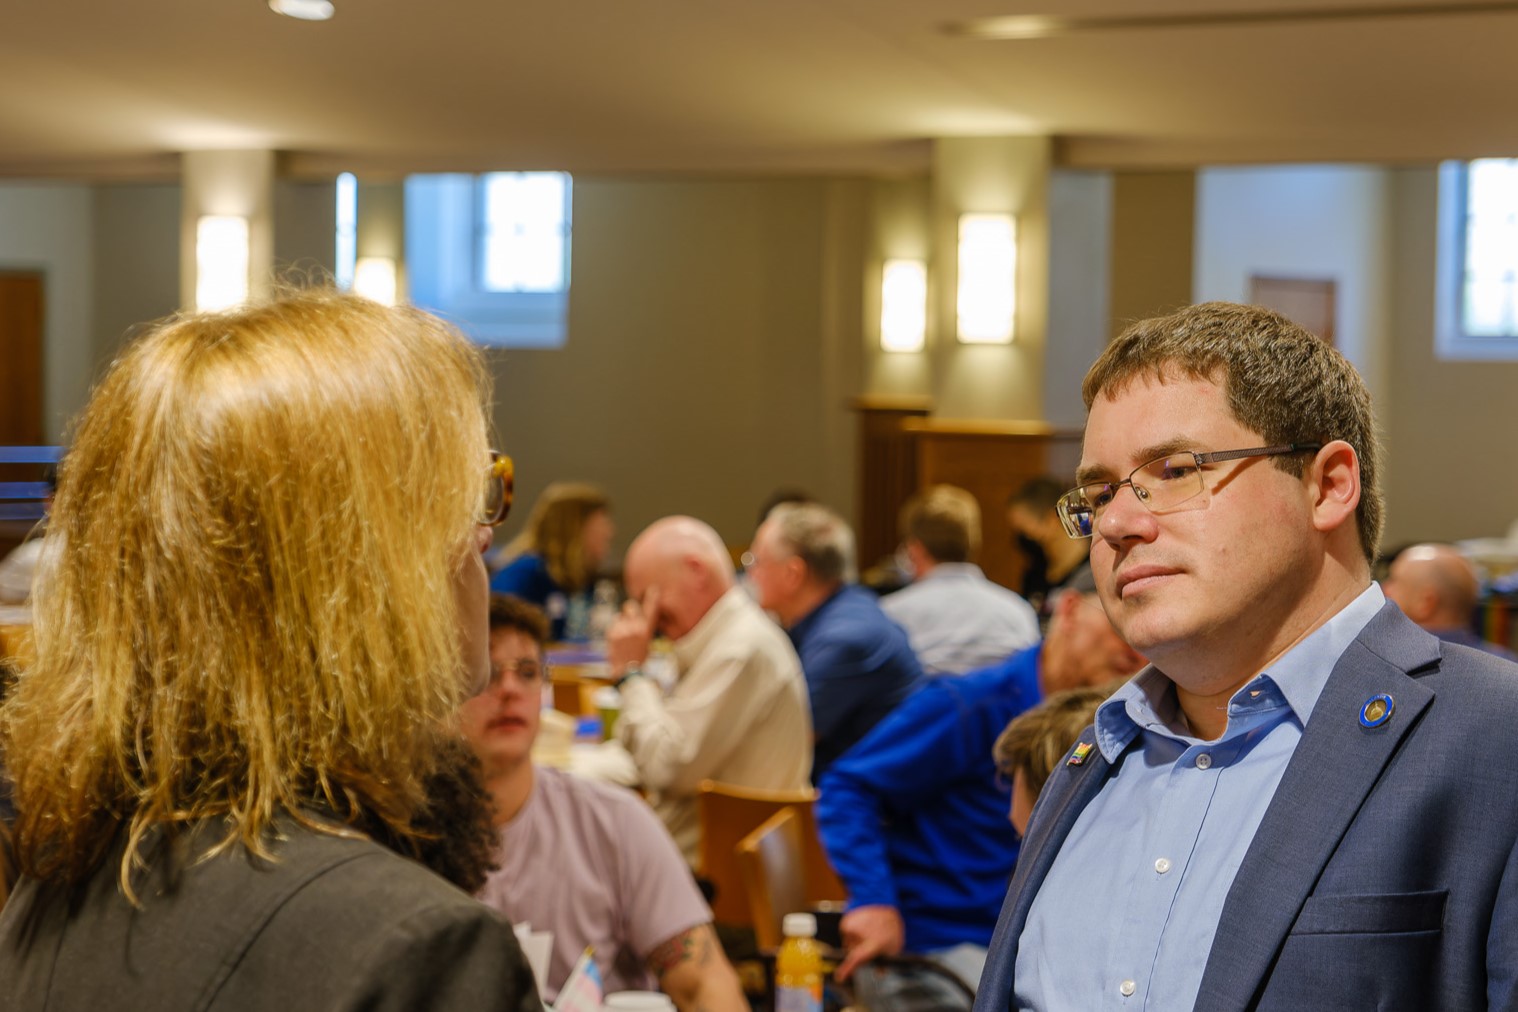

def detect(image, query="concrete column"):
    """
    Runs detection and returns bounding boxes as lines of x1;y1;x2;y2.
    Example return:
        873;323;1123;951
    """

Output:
179;150;276;310
930;136;1052;421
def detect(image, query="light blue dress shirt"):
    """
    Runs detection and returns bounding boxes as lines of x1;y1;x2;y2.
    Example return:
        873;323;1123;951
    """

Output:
1014;584;1386;1011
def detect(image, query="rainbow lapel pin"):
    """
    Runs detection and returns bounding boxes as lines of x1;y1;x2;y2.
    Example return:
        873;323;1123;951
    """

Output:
1067;741;1095;767
1359;694;1395;729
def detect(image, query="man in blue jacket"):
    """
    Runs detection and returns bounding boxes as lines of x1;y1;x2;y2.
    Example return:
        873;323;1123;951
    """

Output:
977;302;1518;1012
748;502;923;782
816;584;1144;988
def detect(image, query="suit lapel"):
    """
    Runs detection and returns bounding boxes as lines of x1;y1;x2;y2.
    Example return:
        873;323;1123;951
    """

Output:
1193;605;1441;1010
976;736;1129;1011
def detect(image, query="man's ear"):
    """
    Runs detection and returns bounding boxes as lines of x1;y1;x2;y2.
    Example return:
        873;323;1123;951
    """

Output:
1308;440;1361;536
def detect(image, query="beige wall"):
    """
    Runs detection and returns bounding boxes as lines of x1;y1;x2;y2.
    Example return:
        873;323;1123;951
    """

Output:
487;176;865;555
1384;167;1518;546
86;175;870;554
1193;165;1393;410
1110;171;1194;338
93;183;180;370
20;165;1516;558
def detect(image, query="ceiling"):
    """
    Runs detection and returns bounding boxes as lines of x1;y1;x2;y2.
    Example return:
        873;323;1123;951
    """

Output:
6;0;1518;180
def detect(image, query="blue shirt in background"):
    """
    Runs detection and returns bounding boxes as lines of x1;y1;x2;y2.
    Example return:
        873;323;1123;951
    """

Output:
818;646;1042;954
787;585;923;782
1014;583;1385;1012
489;552;588;642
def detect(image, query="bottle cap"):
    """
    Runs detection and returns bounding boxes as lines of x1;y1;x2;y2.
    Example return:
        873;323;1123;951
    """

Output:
783;912;817;938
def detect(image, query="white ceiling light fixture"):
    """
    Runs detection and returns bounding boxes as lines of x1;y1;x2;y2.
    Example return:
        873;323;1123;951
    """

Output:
269;0;334;21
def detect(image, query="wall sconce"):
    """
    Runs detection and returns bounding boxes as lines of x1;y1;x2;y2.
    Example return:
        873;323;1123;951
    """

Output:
957;213;1017;344
195;215;250;311
880;259;927;353
353;257;398;306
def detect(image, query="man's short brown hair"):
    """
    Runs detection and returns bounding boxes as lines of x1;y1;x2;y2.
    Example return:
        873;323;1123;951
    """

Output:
899;485;981;564
1082;302;1383;562
488;594;550;647
994;683;1114;800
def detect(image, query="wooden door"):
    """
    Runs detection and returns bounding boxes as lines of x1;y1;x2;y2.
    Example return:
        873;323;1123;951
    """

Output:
0;272;45;446
0;272;46;558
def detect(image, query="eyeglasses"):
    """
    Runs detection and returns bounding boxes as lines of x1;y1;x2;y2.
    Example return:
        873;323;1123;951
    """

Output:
1055;443;1321;539
481;451;514;527
485;657;543;690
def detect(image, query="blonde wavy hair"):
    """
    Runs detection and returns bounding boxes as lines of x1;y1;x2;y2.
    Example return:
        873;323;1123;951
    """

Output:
504;482;610;593
3;290;492;895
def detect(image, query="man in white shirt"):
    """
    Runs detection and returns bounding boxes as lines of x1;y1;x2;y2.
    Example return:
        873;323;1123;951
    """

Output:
882;484;1040;675
607;515;812;865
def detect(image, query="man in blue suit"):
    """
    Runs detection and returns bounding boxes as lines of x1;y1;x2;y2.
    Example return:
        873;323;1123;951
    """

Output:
976;302;1518;1012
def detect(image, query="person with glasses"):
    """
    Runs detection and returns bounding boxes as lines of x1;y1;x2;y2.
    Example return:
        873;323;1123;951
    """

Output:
975;302;1518;1012
0;291;539;1011
461;595;745;1011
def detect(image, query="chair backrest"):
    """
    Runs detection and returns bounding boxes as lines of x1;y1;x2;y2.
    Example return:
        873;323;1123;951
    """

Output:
697;779;846;927
698;780;816;926
736;806;808;950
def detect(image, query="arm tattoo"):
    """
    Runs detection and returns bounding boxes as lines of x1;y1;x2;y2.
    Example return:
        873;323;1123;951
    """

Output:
647;924;716;978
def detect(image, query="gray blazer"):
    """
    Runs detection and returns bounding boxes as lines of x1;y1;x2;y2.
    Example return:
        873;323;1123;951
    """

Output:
0;818;544;1011
976;603;1518;1011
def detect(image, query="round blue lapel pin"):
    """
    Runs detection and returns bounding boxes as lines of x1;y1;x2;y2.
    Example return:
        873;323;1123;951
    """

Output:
1359;694;1395;729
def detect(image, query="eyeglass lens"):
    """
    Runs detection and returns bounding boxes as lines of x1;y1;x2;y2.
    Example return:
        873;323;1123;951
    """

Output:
1059;453;1205;537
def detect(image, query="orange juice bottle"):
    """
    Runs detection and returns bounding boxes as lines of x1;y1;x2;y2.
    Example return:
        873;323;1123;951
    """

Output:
775;912;823;1012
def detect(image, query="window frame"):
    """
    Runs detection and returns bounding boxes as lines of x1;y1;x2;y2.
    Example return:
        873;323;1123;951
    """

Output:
405;172;572;349
1435;160;1518;362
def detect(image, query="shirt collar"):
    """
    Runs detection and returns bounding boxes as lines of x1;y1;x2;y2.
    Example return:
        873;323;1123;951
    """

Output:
916;562;985;583
1093;582;1385;761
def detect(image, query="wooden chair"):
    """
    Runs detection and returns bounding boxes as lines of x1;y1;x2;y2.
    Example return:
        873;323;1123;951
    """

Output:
736;806;808;950
550;674;594;716
696;780;845;929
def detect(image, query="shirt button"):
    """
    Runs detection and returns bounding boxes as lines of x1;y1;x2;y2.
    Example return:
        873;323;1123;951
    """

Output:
1195;752;1213;770
1119;979;1137;997
1154;857;1172;874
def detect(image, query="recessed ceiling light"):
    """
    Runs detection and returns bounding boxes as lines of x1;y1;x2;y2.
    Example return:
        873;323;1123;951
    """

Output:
269;0;334;21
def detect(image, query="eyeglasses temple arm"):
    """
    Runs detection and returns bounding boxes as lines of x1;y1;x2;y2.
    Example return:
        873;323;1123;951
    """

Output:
1193;443;1322;465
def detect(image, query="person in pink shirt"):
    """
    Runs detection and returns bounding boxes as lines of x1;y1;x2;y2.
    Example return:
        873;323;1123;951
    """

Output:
460;594;745;1011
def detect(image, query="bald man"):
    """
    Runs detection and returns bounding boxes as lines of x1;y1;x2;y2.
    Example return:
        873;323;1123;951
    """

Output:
1383;543;1518;662
607;516;812;864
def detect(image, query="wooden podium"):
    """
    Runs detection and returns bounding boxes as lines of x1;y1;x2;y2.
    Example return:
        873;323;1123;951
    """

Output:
852;397;1082;594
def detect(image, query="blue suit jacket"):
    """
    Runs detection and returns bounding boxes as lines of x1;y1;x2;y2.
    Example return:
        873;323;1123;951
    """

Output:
976;602;1518;1011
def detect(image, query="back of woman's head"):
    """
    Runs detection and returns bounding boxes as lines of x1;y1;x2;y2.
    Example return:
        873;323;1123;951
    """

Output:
516;481;609;592
3;290;492;889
